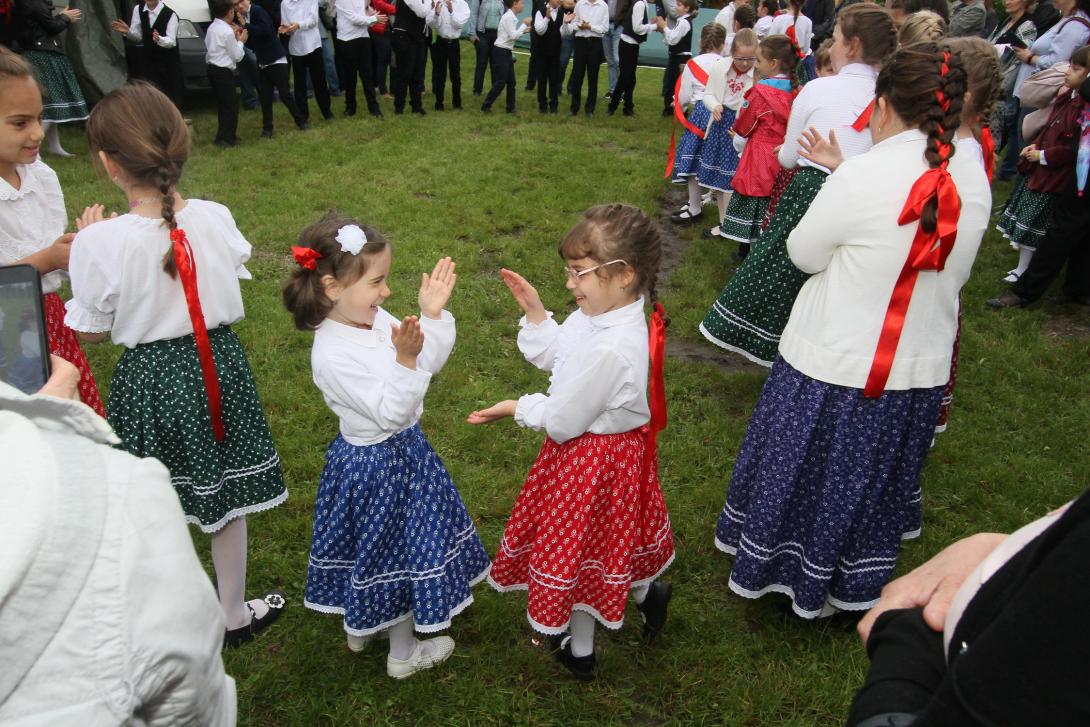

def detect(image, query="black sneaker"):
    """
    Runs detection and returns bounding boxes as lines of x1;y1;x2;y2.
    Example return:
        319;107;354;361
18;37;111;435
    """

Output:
635;581;673;641
549;634;596;681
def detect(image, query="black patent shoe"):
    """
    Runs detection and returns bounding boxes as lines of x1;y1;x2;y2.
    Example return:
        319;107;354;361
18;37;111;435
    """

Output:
224;590;287;649
636;581;673;641
549;634;596;681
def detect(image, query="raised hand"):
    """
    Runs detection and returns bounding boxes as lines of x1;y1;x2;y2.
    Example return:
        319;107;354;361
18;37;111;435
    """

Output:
466;399;517;424
418;256;457;318
391;315;425;369
111;19;129;33
76;204;109;231
61;8;82;22
500;268;547;324
798;126;844;171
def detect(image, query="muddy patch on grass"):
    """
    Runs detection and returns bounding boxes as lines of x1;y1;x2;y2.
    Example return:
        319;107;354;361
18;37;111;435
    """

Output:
1044;314;1090;339
667;338;764;373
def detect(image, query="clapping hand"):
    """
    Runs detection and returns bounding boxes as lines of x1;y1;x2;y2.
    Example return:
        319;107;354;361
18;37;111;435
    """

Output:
798;126;844;171
111;19;130;33
391;315;425;368
500;268;547;324
466;399;517;424
61;7;82;22
418;257;457;318
75;204;117;231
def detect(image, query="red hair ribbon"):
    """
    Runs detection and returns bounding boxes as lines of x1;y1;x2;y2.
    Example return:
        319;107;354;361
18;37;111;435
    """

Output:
292;245;322;270
851;99;875;132
644;302;668;475
786;24;806;59
863;164;960;398
664;59;710;178
980;126;995;182
171;228;226;442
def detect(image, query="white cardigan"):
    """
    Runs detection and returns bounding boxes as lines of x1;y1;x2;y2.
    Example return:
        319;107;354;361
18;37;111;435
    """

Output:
780;129;991;391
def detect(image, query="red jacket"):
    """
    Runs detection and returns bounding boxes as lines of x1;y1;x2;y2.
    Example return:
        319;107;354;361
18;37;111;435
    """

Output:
731;80;795;197
370;0;396;34
1023;87;1086;194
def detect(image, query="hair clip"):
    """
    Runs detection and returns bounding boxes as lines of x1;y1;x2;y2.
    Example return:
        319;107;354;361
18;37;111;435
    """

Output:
292;245;323;270
336;224;367;255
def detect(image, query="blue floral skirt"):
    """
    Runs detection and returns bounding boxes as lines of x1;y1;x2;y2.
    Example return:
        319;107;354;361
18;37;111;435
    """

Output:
304;424;491;635
671;103;713;181
715;357;942;618
696;107;740;193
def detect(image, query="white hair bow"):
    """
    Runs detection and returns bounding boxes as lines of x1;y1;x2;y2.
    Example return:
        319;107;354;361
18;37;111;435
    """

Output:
336;224;367;255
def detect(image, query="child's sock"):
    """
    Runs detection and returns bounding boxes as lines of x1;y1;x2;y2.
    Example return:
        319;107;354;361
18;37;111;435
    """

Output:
717;191;731;223
569;611;596;658
43;123;73;158
631;582;650;605
687;178;702;215
388;617;417;660
1011;247;1035;279
210;516;269;630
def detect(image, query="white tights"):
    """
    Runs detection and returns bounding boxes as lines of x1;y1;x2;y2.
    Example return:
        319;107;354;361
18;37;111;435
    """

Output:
210;516;269;630
567;584;650;659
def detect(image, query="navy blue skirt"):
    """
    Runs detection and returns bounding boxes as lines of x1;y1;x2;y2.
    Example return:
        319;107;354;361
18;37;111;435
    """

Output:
715;357;942;618
304;424;491;635
696;107;740;193
672;103;713;181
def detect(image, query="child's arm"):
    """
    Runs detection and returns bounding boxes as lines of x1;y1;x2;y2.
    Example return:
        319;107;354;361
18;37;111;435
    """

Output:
416;257;457;374
501;269;562;371
13;233;73;276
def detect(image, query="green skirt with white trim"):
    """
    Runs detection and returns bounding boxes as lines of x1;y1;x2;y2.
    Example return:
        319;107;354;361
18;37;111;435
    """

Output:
108;326;287;533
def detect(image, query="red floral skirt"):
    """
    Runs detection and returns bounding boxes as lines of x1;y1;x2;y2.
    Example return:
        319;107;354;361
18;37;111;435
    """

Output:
44;292;105;416
488;428;675;634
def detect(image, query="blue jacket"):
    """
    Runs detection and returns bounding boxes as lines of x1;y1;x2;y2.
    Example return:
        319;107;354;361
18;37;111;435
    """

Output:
244;4;287;66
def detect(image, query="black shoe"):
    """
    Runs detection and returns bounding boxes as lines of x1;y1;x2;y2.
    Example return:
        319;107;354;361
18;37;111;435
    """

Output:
481;105;492;113
506;107;516;114
549;634;596;681
550;107;558;114
213;139;233;149
569;109;579;116
661;107;672;117
585;110;594;117
394;108;405;115
435;102;445;111
623;108;635;117
412;107;426;115
452;102;463;110
261;129;273;139
1058;292;1090;306
322;111;335;120
370;110;384;119
732;243;751;261
606;106;617;116
224;590;288;649
344;108;357;117
540;106;548;114
635;581;673;641
986;291;1028;309
296;121;311;131
671;207;703;223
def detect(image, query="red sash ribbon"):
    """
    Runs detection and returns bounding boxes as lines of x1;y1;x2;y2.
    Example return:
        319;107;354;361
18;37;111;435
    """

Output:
863;167;960;398
851;99;875;132
171;228;226;442
663;59;710;178
980;126;995;182
644;302;668;473
786;24;806;59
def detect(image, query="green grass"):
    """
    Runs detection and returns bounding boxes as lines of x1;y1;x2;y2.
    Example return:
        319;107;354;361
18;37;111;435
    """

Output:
50;49;1090;725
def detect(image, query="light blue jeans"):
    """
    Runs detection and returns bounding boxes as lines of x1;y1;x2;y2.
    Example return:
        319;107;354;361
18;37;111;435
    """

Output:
601;24;622;94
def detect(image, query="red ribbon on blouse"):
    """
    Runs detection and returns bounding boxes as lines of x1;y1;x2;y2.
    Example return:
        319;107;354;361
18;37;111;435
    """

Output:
851;99;875;132
664;60;711;179
171;228;226;442
980;126;996;182
644;302;668;474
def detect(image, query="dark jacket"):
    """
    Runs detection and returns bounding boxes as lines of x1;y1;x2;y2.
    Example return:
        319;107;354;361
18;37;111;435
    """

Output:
1021;87;1085;194
806;0;834;49
15;0;71;53
245;3;287;66
1031;0;1061;35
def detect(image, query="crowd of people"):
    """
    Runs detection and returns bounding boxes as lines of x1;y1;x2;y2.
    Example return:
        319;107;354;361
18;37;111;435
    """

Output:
1;0;1089;723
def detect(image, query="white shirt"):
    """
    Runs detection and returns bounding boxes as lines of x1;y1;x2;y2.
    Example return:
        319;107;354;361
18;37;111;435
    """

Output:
677;51;719;107
280;0;323;55
620;0;653;43
701;56;754;113
570;0;608;37
0;160;67;295
427;0;471;39
778;62;878;172
661;13;691;48
713;2;735;54
754;13;774;37
534;4;559;34
0;383;235;727
204;17;245;68
780;129;992;390
311;309;455;446
495;7;528;48
65;200;252;348
125;1;179;48
770;12;812;56
336;0;379;40
513;297;650;444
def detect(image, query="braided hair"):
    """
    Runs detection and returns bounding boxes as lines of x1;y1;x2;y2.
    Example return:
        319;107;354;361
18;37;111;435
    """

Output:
558;204;664;304
760;34;802;90
943;36;1001;143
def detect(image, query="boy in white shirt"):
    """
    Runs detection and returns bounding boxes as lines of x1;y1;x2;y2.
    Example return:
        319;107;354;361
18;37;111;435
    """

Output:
481;0;532;111
428;0;472;109
204;0;246;147
564;0;609;115
281;0;336;122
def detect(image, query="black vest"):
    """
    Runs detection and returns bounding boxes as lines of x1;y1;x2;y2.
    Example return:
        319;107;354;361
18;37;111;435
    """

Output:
538;5;562;54
668;11;696;56
139;3;181;64
620;0;647;43
394;0;428;35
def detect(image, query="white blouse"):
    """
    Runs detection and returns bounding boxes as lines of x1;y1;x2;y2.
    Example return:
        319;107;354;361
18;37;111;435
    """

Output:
770;12;812;56
777;62;877;172
64;200;252;348
0;160;67;295
280;0;323;56
701;56;754;114
677;52;721;107
780;129;992;390
312;308;455;446
514;297;650;444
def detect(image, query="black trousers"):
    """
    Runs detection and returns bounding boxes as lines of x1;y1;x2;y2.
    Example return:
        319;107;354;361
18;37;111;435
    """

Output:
142;57;184;109
335;36;380;114
291;48;333;120
473;27;497;94
430;36;462;108
662;52;686;108
1012;185;1090;302
609;39;639;112
392;29;428;112
526;28;538;89
482;45;515;111
371;32;392;93
569;35;603;113
258;61;306;132
536;51;561;111
207;63;239;144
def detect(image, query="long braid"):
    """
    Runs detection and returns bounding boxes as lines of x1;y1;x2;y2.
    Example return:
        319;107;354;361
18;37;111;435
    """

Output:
158;165;179;278
919;49;965;233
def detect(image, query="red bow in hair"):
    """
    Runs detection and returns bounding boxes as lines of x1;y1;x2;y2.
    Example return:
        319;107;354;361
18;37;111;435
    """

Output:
292;245;323;270
785;24;806;59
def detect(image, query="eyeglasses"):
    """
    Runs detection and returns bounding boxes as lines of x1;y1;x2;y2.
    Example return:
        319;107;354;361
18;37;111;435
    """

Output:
564;259;628;279
733;56;757;62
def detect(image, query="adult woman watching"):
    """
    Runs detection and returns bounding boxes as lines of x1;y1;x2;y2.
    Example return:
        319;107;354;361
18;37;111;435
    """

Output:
989;0;1038;179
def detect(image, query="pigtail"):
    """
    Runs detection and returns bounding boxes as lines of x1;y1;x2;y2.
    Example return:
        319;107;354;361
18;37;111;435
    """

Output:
158;165;179;278
918;50;965;233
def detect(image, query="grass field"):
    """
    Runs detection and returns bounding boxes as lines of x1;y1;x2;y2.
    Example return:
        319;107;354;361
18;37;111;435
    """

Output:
48;48;1090;725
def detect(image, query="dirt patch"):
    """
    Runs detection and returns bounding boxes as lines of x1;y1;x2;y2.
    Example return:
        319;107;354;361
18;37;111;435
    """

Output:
657;186;690;288
667;337;764;373
1043;314;1090;339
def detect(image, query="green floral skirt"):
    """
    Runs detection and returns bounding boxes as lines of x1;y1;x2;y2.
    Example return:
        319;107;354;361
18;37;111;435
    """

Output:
24;50;89;123
700;167;828;366
720;193;771;245
109;326;287;532
997;184;1054;252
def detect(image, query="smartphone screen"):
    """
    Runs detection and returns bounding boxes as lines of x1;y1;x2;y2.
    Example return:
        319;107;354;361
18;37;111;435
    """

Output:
0;265;51;394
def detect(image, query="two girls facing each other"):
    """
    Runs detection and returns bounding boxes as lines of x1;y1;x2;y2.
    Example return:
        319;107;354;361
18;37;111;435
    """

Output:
282;204;675;681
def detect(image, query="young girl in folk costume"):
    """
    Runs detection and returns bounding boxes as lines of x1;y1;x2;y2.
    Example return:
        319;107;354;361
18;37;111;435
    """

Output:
282;215;490;679
65;83;288;648
717;42;991;619
468;204;674;681
0;48;103;415
607;0;657;116
754;0;778;38
701;5;897;366
695;29;758;238
770;0;815;83
814;37;834;77
998;47;1090;282
712;34;797;261
667;22;728;224
657;0;700;117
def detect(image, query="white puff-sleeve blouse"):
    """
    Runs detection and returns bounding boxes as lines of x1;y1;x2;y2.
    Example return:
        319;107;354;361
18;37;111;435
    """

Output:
514;297;650;445
311;307;456;446
0;160;68;295
64;200;252;347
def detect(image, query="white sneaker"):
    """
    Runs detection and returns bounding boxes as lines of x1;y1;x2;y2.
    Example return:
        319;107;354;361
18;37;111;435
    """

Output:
346;633;374;652
386;636;455;679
